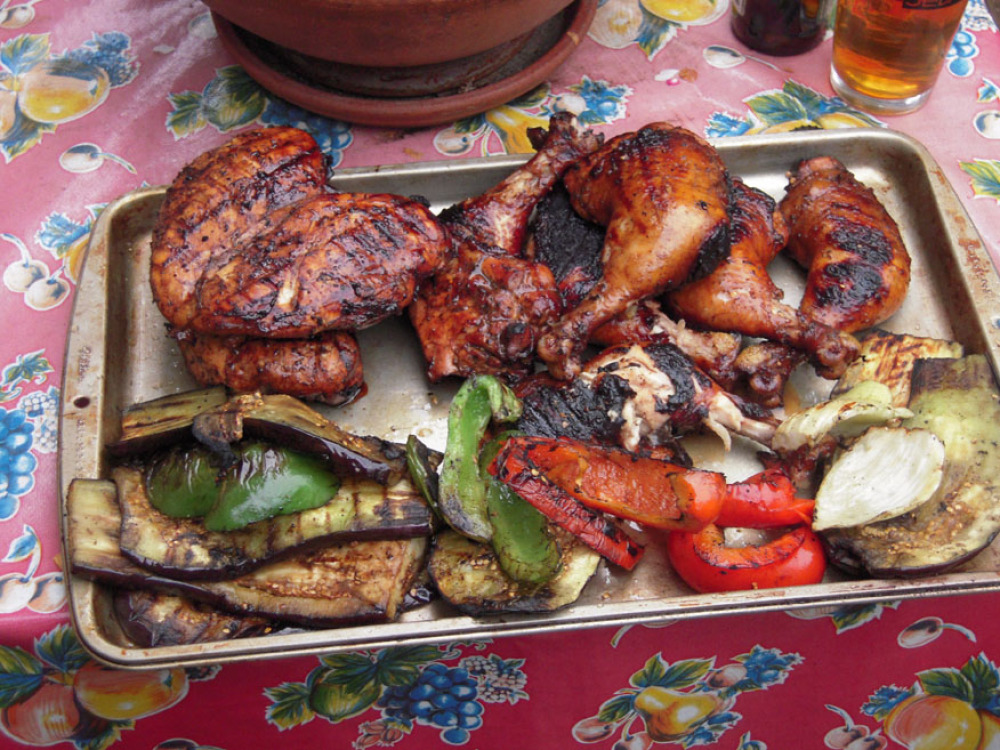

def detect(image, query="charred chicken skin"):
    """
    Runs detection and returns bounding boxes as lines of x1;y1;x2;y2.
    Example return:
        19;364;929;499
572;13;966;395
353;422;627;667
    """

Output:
537;123;732;381
409;113;603;382
175;330;364;406
151;127;448;338
779;155;911;332
519;342;776;453
667;178;860;380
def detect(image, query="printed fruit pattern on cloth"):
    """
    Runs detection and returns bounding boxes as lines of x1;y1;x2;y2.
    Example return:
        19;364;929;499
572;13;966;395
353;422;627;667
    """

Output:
0;0;998;747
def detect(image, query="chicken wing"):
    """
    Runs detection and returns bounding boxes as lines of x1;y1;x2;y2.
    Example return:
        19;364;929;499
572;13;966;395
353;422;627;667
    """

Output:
537;123;732;380
779;156;911;332
409;113;602;382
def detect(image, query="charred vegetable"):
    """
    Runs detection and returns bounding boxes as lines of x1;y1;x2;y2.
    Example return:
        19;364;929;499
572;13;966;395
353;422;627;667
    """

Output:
822;355;1000;577
113;465;433;580
716;468;815;528
438;375;522;542
812;426;944;531
480;434;562;586
666;523;827;593
832;329;963;407
112;388;407;485
67;478;428;627
112;589;276;647
772;381;912;455
107;386;229;455
428;530;599;616
490;436;726;532
146;442;342;531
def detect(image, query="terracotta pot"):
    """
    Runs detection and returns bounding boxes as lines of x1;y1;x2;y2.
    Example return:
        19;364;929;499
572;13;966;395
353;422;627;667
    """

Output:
201;0;578;67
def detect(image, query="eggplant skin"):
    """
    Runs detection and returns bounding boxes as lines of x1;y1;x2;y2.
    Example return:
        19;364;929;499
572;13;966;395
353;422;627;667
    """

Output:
428;529;600;616
113;465;433;581
821;355;1000;578
66;478;430;629
112;589;276;647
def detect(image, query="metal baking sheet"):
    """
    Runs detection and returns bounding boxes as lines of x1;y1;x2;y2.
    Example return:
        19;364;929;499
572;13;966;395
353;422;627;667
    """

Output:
59;128;1000;669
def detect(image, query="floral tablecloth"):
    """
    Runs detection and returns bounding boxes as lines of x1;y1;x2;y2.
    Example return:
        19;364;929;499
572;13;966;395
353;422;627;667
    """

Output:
1;1;999;748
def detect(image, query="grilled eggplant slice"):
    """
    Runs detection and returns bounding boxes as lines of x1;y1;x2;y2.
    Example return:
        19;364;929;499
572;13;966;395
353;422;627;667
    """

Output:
110;388;407;485
67;479;429;627
831;329;963;407
428;529;599;616
112;589;277;647
822;355;1000;577
108;386;229;456
113;465;433;580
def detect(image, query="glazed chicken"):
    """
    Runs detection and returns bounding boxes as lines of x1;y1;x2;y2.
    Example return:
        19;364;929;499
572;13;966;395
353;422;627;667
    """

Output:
409;113;603;382
536;123;732;381
527;183;741;386
175;330;364;406
666;178;860;380
150;127;328;333
779;156;911;332
518;342;777;453
151;127;448;338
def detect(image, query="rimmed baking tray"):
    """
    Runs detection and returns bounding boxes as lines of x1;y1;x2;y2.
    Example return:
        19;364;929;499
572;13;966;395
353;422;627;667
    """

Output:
59;128;1000;669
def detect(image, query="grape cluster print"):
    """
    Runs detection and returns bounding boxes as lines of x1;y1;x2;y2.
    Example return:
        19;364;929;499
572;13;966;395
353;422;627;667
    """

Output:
378;663;483;744
265;644;530;746
0;406;37;520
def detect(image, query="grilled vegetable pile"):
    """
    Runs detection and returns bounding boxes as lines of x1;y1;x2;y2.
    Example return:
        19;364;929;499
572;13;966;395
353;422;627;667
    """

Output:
66;388;436;643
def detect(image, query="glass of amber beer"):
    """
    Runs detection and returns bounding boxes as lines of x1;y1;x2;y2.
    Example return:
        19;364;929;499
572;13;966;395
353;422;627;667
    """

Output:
830;0;970;114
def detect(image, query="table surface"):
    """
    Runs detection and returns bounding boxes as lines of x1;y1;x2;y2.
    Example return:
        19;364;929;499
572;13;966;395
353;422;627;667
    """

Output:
1;1;999;748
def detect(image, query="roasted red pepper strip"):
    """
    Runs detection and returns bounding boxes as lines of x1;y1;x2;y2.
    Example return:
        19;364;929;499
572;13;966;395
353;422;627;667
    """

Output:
666;523;826;593
494;463;644;570
716;468;815;528
489;436;726;532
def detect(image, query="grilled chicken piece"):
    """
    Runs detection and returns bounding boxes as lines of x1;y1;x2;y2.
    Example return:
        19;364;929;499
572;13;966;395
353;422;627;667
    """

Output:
520;343;777;453
667;178;860;381
536;123;732;380
589;301;741;388
151;127;448;338
779;156;911;332
731;341;806;407
176;330;364;406
151;127;329;332
409;113;602;382
526;183;741;385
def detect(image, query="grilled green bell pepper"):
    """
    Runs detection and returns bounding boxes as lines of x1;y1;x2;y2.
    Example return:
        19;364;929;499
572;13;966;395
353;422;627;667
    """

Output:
437;375;522;542
145;441;341;531
480;433;561;586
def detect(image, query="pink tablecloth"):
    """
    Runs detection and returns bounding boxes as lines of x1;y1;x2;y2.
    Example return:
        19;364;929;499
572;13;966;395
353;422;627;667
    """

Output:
1;1;999;747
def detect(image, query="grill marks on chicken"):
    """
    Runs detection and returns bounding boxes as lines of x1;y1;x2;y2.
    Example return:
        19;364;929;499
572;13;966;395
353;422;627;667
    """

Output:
193;192;447;337
151;127;329;333
408;113;602;382
780;156;911;332
152;130;447;338
150;126;449;404
537;123;732;381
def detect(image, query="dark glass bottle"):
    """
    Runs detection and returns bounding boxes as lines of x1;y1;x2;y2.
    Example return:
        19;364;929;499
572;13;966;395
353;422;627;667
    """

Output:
730;0;829;56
